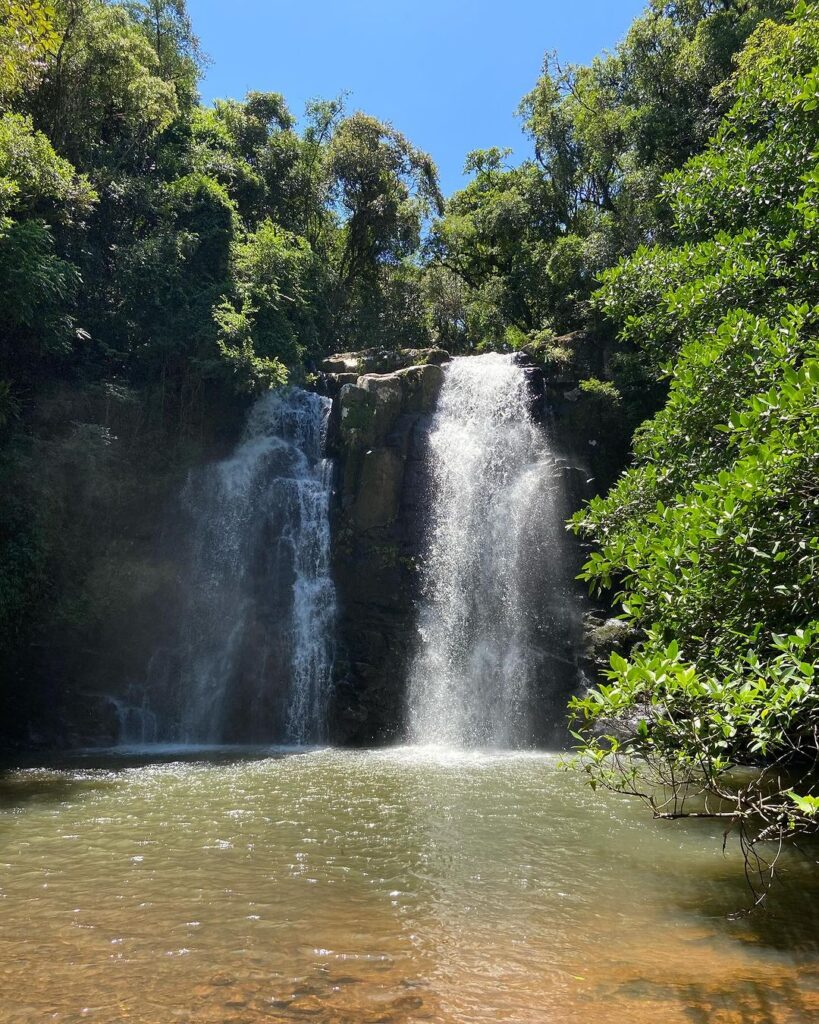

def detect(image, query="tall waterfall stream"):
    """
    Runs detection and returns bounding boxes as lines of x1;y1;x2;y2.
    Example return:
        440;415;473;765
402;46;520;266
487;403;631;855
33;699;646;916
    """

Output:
178;389;336;745
409;353;580;747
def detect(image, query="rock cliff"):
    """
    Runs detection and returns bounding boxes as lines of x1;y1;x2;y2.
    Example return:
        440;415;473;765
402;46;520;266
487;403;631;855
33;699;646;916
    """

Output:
322;354;449;743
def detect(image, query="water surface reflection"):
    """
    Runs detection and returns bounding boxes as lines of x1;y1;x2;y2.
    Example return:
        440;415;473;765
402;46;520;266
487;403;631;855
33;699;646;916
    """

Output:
0;747;817;1023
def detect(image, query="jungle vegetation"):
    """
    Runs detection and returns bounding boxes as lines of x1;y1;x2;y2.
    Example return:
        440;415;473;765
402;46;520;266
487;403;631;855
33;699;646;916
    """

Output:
569;2;819;895
0;0;443;710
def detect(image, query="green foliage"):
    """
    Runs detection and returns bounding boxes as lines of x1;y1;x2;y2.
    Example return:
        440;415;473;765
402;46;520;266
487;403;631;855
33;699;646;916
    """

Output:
0;1;443;397
211;300;289;395
0;217;80;349
597;8;819;371
0;110;92;366
124;0;205;107
571;3;819;879
426;0;790;351
426;155;562;347
189;92;307;229
578;377;621;405
329;112;443;276
209;219;323;390
0;112;95;219
0;0;57;100
31;0;180;167
167;171;235;278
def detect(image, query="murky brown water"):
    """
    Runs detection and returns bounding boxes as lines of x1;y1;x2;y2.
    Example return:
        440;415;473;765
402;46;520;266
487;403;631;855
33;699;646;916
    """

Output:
1;747;818;1023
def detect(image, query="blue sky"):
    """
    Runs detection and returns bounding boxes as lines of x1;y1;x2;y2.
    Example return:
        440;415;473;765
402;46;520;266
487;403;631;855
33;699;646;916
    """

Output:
188;1;647;196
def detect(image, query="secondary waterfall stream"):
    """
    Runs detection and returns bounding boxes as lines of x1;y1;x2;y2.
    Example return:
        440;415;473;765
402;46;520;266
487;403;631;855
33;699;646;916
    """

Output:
168;388;335;745
408;353;580;748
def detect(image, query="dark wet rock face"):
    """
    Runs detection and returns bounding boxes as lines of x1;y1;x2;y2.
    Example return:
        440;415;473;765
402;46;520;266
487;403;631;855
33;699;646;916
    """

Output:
326;354;447;744
520;330;637;493
583;614;638;669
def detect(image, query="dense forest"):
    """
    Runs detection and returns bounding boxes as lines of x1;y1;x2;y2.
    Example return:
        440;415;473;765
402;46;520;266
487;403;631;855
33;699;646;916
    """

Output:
0;0;817;872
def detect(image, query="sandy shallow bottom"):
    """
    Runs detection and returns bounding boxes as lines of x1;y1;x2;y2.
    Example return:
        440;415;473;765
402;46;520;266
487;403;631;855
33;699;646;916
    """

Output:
1;746;817;1023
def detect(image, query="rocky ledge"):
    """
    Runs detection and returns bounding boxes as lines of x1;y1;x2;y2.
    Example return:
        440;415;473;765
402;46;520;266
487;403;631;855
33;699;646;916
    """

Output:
319;347;451;399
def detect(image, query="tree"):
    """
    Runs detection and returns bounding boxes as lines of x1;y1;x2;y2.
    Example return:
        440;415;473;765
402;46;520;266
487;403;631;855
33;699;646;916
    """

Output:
329;113;442;274
429;0;792;349
0;110;95;388
124;0;204;106
324;111;443;346
28;0;179;169
211;219;326;393
0;0;57;100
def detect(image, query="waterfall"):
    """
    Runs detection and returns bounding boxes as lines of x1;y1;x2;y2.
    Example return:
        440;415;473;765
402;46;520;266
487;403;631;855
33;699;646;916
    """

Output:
173;388;336;745
408;353;577;748
109;692;158;746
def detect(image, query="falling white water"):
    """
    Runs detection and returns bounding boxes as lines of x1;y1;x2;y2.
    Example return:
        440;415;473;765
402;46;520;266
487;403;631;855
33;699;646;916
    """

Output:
408;353;571;748
176;388;336;745
109;692;158;746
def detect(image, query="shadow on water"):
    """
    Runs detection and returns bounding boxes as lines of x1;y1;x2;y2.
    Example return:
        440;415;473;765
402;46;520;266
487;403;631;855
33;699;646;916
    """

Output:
670;830;819;953
1;742;318;769
583;821;819;1022
613;975;819;1024
0;769;116;812
680;982;819;1024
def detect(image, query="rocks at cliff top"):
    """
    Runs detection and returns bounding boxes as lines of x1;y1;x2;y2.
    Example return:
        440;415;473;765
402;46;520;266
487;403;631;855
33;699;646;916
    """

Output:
361;362;446;415
319;348;450;400
321;346;451;376
328;358;447;745
336;363;445;446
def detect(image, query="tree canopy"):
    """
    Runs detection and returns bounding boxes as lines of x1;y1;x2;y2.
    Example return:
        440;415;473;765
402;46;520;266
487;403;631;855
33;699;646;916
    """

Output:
424;0;791;350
